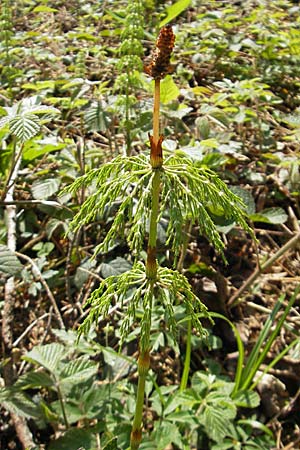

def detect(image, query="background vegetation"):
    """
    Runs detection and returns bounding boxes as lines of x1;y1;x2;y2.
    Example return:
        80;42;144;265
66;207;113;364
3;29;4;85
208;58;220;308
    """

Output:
0;0;300;449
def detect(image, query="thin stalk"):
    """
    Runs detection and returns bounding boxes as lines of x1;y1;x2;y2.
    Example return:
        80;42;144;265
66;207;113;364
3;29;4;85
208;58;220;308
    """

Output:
56;381;69;429
130;78;162;450
178;221;192;392
148;170;161;250
241;289;298;391
240;295;284;388
180;318;191;391
153;79;160;144
131;349;150;450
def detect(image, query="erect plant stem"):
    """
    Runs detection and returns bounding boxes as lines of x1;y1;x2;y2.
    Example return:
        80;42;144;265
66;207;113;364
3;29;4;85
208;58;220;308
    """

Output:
130;79;163;450
146;170;161;280
180;318;192;392
150;80;163;168
153;79;160;145
130;349;150;450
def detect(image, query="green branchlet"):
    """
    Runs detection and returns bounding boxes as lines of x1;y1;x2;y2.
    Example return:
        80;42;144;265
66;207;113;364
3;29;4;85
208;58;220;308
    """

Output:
66;152;251;263
115;0;144;155
64;154;153;256
78;262;210;353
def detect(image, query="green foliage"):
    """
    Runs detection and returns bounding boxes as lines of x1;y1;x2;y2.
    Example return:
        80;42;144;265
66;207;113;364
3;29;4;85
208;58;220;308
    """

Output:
145;371;272;448
1;339;104;448
79;261;210;351
115;0;145;154
66;152;251;261
0;1;298;448
160;0;191;27
0;244;22;277
236;289;300;393
0;96;59;142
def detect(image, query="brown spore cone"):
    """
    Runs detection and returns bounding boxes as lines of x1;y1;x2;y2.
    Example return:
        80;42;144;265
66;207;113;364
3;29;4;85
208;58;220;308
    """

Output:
144;25;175;80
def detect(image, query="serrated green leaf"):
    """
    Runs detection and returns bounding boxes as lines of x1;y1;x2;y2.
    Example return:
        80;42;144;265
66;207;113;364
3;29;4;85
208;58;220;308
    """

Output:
14;371;54;389
200;403;236;442
233;390;260;408
100;257;132;279
250;207;288;224
84;102;111;132
1;390;41;419
49;428;97;450
59;356;98;390
0;245;22;276
160;0;191;27
9;114;40;142
229;186;256;215
31;177;61;200
153;421;183;449
24;343;66;373
0;115;10;130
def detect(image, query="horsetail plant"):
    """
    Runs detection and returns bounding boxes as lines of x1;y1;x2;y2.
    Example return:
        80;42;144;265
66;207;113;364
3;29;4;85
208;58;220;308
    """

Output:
65;25;252;449
115;0;144;156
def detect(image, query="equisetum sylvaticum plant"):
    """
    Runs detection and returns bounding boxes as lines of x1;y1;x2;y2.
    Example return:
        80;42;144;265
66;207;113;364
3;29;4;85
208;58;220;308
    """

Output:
65;25;252;450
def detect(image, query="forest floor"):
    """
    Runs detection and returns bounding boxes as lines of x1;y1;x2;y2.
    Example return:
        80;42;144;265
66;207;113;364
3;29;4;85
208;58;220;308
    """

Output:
1;1;300;449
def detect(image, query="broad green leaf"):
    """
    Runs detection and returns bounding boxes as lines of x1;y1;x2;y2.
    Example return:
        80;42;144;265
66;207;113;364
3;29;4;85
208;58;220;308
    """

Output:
160;0;191;27
24;343;66;373
206;391;236;409
165;410;197;424
23;142;65;161
0;245;22;276
51;400;84;424
0;115;10;130
70;32;98;41
49;428;97;450
33;5;58;12
0;390;41;419
233;390;260;408
200;138;219;149
101;257;132;279
84;102;111;132
197;118;210;139
229;186;256;215
61;78;85;90
237;419;274;437
250;207;288;224
74;258;97;288
159;76;180;104
153;421;183;449
14;371;54;389
22;80;56;91
9;114;40;142
103;437;118;450
31;177;61;200
199;403;236;442
59;356;98;391
25;105;60;116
